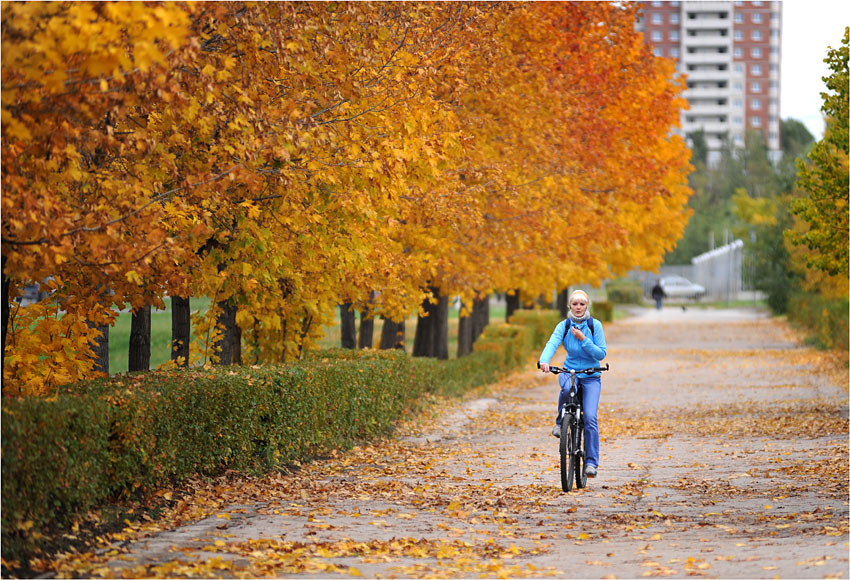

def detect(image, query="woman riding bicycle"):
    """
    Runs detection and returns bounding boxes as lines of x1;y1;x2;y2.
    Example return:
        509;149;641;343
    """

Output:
538;289;607;478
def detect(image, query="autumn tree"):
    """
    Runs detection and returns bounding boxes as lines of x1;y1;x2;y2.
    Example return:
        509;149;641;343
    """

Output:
2;2;199;394
3;2;693;392
790;27;849;277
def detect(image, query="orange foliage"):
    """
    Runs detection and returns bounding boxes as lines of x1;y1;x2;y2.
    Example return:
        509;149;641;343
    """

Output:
2;2;692;394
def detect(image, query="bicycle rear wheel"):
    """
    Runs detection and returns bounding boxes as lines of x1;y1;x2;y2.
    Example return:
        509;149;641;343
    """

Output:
560;420;575;492
575;418;588;489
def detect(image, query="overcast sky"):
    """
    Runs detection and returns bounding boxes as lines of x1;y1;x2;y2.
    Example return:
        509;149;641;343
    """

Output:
780;0;849;139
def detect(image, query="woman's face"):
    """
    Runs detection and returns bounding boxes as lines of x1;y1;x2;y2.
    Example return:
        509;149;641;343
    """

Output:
570;296;588;318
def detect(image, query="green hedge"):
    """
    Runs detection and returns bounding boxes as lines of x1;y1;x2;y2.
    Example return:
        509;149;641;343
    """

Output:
787;293;849;351
2;319;541;561
606;280;643;304
507;309;562;344
591;301;613;322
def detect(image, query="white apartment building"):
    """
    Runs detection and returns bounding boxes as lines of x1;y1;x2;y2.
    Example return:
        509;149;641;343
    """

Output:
637;1;782;164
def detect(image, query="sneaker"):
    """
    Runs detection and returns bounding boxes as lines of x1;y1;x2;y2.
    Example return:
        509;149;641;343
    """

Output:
552;424;561;438
586;464;597;478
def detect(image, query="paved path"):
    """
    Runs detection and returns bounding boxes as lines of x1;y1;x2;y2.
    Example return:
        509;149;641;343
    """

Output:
47;307;848;579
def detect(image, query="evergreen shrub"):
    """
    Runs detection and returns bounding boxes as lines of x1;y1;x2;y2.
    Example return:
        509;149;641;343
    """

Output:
787;293;849;351
2;316;543;560
606;280;643;304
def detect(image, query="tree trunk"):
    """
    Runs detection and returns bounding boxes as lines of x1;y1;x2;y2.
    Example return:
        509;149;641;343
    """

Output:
88;320;110;376
358;291;376;349
413;287;449;359
171;296;190;366
505;290;520;322
412;309;433;357
557;288;569;319
215;300;240;365
340;303;356;349
380;317;405;350
128;305;151;372
2;254;9;355
358;313;374;349
472;295;489;342
457;305;474;358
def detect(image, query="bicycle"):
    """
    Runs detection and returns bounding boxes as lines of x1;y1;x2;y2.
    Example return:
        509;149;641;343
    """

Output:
538;362;610;492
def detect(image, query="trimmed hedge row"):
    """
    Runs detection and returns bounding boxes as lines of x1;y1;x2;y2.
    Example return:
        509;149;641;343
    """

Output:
606;279;644;304
1;312;557;560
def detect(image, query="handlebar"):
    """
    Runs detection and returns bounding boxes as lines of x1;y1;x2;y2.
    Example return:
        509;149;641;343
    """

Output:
537;362;609;375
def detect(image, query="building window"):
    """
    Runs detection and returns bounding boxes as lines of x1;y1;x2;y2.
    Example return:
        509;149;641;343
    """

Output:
670;13;680;24
753;1;763;5
734;63;744;73
751;98;762;110
734;81;743;90
670;48;680;58
752;13;762;23
770;46;779;55
671;1;680;6
769;80;778;89
652;13;663;24
751;47;762;58
734;47;743;58
752;63;763;75
652;31;663;42
734;98;744;108
751;81;762;92
670;30;680;41
735;12;744;23
735;30;744;41
752;30;762;41
654;47;664;57
734;116;743;126
770;63;779;72
751;116;762;127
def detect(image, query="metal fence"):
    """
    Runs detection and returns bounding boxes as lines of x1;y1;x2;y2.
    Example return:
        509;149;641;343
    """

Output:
627;239;754;301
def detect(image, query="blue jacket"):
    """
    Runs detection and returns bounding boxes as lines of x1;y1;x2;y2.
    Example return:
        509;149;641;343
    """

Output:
539;317;607;377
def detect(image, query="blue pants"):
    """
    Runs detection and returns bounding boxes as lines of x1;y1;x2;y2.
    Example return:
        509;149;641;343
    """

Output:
556;374;602;468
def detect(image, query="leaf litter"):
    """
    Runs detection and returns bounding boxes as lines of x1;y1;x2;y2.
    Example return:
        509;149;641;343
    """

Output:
20;314;850;579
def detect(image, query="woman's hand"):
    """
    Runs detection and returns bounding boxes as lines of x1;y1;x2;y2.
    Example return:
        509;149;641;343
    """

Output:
571;326;586;341
539;362;550;373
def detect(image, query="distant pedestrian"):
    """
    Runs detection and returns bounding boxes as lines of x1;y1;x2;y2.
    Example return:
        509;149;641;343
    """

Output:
651;281;665;310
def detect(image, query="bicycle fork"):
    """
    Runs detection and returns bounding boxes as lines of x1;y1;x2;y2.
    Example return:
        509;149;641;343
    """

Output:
561;400;583;460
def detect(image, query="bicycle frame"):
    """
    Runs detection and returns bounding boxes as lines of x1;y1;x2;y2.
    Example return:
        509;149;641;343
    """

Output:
539;363;609;492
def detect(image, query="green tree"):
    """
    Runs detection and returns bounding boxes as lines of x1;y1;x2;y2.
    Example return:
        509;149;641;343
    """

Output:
790;28;849;277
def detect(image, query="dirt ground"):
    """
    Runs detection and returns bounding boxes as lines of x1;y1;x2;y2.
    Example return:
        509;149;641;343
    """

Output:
39;306;849;579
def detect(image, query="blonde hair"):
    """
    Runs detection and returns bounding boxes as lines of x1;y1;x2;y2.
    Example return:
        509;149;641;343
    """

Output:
569;289;590;305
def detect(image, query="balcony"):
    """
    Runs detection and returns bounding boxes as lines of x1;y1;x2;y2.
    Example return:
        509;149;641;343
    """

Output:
682;52;732;65
682;35;732;48
684;86;730;99
684;17;732;30
687;102;732;116
685;70;732;82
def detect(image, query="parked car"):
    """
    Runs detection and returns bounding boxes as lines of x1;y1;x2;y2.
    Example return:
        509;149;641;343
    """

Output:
659;275;706;300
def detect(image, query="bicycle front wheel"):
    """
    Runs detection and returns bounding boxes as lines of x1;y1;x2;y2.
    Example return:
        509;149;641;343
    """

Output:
575;418;588;489
560;420;575;492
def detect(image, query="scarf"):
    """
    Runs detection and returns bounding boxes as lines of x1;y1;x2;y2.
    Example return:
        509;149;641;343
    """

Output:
568;310;591;324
